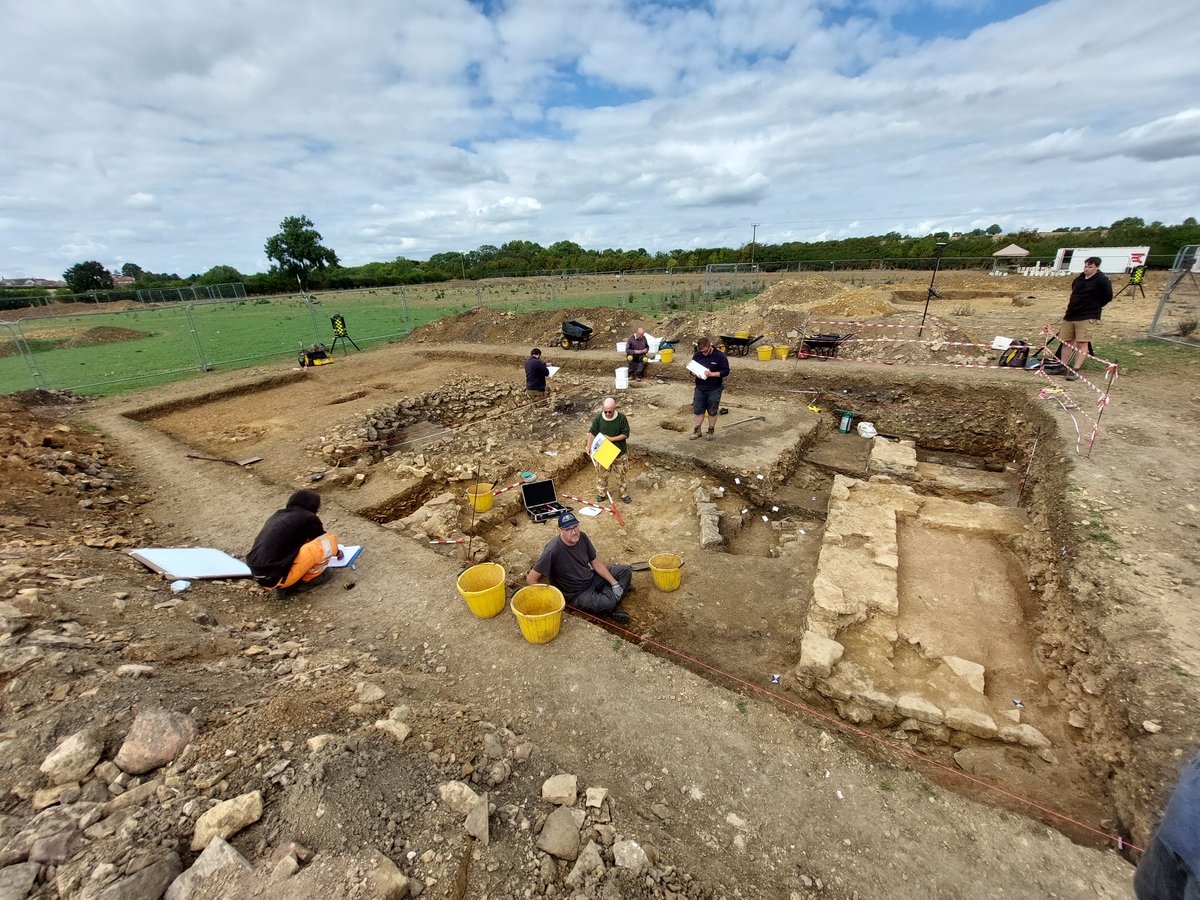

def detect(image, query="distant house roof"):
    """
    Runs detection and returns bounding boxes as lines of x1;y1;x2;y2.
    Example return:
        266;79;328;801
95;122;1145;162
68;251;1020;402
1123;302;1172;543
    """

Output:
992;243;1029;257
0;277;67;288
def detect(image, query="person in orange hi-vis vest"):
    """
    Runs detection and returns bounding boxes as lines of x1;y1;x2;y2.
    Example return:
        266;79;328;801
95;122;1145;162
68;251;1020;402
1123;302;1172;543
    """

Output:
247;489;340;599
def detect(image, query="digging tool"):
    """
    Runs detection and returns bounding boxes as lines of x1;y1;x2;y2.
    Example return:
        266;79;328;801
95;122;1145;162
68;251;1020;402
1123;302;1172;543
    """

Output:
186;453;264;466
725;415;765;430
629;559;686;572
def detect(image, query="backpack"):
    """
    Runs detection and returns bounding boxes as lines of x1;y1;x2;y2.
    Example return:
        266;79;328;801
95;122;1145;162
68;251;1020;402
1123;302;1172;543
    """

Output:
998;340;1030;367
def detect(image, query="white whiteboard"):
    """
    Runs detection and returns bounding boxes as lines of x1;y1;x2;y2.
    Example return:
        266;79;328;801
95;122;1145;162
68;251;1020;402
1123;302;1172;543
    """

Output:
129;548;252;580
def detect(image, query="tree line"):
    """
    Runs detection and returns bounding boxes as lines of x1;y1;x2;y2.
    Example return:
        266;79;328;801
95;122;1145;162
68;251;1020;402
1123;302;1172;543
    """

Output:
3;214;1196;310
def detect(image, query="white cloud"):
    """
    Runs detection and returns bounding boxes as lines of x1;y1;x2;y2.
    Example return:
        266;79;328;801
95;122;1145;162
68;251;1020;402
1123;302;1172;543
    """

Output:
1;0;1199;277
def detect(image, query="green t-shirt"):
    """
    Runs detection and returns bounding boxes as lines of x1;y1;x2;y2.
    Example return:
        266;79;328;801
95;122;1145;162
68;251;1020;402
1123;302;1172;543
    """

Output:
589;411;629;456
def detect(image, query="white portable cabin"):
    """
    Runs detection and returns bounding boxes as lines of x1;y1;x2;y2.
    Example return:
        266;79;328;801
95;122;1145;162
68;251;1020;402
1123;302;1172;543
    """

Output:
1052;246;1149;274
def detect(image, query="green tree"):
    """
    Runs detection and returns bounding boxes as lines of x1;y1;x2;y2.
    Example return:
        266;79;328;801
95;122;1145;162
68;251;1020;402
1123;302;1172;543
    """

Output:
986;224;1002;235
264;215;339;290
1183;216;1197;226
120;262;144;278
62;260;114;294
195;264;244;285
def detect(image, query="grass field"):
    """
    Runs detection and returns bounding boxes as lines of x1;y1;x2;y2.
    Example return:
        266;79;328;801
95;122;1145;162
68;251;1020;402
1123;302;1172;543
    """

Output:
0;277;744;397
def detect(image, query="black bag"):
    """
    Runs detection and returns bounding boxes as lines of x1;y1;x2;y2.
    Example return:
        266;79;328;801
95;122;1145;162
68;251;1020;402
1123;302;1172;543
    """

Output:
998;340;1030;367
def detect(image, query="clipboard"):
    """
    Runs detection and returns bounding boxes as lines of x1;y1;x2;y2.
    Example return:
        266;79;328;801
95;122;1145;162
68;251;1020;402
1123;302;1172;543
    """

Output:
686;359;710;379
329;545;363;568
588;434;621;470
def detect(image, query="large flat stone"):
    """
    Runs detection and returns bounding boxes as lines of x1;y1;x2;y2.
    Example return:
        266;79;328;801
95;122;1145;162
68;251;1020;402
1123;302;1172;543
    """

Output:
795;632;844;680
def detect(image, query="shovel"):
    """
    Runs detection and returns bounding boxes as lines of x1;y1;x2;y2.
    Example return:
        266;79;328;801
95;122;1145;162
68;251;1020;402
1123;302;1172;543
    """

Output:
630;559;687;572
186;453;264;467
726;415;766;429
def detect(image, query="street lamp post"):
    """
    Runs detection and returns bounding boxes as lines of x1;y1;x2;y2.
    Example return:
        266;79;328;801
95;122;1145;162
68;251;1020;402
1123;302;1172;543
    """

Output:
751;223;761;267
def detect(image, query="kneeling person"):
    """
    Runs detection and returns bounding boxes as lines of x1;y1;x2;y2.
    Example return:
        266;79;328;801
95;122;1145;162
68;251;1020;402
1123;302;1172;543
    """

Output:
527;511;633;624
247;489;340;599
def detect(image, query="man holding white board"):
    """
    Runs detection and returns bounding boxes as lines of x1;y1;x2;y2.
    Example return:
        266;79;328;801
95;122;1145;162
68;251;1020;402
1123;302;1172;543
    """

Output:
688;337;730;441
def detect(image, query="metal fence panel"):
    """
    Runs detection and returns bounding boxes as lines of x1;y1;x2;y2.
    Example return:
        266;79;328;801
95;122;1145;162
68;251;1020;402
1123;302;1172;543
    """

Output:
0;322;40;393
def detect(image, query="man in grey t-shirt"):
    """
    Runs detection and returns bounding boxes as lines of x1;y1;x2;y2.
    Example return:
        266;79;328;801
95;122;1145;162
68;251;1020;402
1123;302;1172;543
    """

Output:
527;511;633;625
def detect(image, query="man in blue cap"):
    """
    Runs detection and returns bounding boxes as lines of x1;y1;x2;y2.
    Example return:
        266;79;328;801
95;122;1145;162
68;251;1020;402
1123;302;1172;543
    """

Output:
527;511;633;624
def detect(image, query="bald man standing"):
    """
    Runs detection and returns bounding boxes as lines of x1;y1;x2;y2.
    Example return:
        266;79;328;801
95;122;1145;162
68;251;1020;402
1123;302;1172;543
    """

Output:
588;396;631;504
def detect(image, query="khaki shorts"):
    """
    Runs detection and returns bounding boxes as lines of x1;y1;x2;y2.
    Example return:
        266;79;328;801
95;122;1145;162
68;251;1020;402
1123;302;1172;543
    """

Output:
1060;319;1097;343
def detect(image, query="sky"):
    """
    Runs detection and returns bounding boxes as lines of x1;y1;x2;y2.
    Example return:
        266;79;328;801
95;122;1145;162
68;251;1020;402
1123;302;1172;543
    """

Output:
2;0;1198;280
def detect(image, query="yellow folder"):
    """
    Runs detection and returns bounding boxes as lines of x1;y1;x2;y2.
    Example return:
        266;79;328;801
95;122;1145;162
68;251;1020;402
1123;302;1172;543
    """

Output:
590;434;621;470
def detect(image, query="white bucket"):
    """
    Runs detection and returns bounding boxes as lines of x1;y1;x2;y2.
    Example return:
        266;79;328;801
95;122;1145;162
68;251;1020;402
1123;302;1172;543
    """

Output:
616;341;627;353
647;336;661;353
615;366;629;389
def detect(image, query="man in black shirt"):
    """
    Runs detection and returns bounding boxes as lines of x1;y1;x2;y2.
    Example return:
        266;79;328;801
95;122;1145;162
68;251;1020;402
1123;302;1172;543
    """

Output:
525;348;551;402
247;489;340;599
1059;256;1112;380
527;511;633;624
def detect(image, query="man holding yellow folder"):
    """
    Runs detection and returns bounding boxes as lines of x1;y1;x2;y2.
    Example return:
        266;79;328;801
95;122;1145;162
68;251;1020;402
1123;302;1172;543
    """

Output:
588;396;631;504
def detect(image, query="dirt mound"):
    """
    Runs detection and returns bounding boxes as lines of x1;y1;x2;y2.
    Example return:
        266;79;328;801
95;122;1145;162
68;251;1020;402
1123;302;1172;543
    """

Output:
409;306;651;347
60;325;151;348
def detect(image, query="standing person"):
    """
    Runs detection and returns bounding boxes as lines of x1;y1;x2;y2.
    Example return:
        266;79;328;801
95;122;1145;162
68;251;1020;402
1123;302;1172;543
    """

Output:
588;396;631;504
247;489;340;599
1135;751;1200;899
527;511;633;625
1059;256;1112;380
525;347;551;401
689;336;730;441
626;327;650;380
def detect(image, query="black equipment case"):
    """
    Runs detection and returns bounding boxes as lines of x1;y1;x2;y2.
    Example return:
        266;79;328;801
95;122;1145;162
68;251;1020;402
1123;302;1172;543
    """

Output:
520;479;573;523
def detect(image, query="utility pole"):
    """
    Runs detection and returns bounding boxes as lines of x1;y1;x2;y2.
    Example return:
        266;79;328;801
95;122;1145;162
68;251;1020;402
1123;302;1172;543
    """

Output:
459;253;467;280
750;223;761;267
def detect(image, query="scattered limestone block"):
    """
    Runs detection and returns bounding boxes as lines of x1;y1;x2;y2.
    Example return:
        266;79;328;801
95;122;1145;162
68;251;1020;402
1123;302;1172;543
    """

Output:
536;806;585;860
464;793;489;846
438;781;482;816
566;840;605;886
795;632;845;680
115;707;196;775
998;723;1052;749
365;848;411;899
585;787;608;809
944;707;999;739
941;656;986;694
167;838;251;900
541;773;578;806
40;729;103;785
356;682;386;704
896;693;944;725
869;439;918;478
613;839;649;873
307;734;336;753
98;852;182;900
374;720;411;743
191;791;263;851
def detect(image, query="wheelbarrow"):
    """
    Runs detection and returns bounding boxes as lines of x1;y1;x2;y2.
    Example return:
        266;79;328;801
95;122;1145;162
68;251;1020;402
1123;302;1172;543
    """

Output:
797;332;856;359
716;334;765;357
560;319;593;350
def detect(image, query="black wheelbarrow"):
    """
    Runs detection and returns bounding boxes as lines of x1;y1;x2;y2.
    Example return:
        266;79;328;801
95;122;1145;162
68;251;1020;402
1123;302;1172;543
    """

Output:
798;332;856;359
716;334;765;356
560;319;593;350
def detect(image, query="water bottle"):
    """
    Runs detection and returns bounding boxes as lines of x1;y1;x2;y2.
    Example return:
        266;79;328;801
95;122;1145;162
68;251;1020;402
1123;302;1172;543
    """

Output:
839;411;852;433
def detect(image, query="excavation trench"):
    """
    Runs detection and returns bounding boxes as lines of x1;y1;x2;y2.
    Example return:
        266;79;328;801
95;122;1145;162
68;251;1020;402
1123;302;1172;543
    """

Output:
139;366;1129;849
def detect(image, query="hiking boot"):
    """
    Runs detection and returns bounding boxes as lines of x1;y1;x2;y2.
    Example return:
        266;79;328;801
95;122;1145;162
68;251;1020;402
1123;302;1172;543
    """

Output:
596;494;608;504
1063;371;1080;381
273;587;292;601
609;608;631;625
621;495;631;504
688;429;702;440
705;429;715;441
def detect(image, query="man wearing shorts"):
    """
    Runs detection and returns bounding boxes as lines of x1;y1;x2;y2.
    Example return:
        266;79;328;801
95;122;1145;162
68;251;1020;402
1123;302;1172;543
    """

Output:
1059;256;1112;381
689;337;730;441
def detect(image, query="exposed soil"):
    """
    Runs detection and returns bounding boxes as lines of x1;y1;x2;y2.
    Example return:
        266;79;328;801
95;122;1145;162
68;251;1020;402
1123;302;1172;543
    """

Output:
2;270;1197;898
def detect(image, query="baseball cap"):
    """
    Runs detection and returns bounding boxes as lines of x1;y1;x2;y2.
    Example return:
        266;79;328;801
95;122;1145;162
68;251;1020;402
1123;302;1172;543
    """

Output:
557;511;580;529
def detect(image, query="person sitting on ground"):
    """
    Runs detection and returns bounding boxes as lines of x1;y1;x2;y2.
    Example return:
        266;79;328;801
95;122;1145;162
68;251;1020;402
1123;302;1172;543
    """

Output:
626;327;650;380
525;347;551;401
527;511;633;625
689;336;730;441
588;395;631;504
247;489;340;599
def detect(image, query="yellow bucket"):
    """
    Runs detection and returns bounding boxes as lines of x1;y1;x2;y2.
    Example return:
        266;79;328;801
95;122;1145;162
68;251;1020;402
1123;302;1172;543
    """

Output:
734;331;750;340
511;584;565;644
774;345;790;359
659;347;674;363
467;483;494;513
456;563;507;618
756;346;773;361
649;553;683;592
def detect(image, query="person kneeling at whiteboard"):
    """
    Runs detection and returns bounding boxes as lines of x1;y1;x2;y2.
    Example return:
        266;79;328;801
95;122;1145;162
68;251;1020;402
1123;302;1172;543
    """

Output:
247;489;341;599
